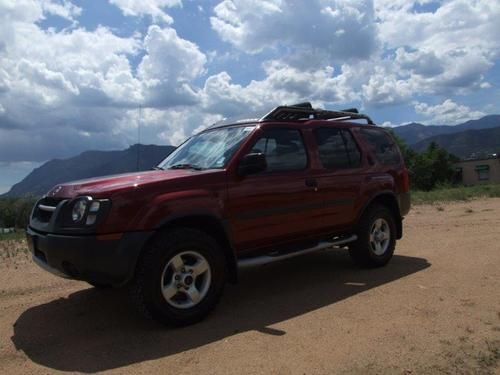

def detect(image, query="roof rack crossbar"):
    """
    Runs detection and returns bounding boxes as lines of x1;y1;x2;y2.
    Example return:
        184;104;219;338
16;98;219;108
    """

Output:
260;103;374;125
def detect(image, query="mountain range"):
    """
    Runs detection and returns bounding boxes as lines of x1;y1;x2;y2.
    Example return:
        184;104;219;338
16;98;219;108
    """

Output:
3;144;175;197
3;114;500;197
390;115;500;145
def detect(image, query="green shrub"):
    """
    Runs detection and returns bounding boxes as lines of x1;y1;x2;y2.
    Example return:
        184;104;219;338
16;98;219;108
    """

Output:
412;184;500;205
0;197;38;229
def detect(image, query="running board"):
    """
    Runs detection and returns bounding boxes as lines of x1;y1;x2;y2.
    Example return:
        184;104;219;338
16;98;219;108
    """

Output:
237;235;357;268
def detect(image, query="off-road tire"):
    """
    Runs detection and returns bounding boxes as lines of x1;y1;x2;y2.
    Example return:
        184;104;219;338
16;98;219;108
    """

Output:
130;228;226;326
349;204;396;267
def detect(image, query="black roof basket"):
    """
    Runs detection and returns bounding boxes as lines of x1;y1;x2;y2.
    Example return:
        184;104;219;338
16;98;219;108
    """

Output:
260;102;374;125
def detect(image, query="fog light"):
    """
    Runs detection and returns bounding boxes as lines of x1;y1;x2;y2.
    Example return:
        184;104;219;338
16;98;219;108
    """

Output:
86;214;97;225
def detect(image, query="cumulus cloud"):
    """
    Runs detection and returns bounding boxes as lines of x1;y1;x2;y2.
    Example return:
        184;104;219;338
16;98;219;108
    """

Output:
138;25;207;107
109;0;182;24
375;0;500;95
40;0;82;21
210;0;378;63
414;99;486;125
0;0;498;171
362;64;414;106
201;60;361;118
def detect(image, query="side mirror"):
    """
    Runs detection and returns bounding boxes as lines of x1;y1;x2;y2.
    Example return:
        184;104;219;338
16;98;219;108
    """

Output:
237;153;267;176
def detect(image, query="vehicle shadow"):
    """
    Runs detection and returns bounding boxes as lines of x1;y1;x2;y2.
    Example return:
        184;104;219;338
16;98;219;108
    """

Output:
12;251;430;372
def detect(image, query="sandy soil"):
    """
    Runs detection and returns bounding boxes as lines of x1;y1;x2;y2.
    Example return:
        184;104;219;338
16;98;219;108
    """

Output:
0;199;499;374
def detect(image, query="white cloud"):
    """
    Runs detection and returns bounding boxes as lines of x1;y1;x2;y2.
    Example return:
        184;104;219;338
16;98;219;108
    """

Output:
414;99;486;125
0;1;215;163
109;0;182;24
40;0;82;22
362;64;414;106
374;0;500;97
138;25;207;107
395;48;444;77
211;0;378;62
1;0;499;170
201;60;362;117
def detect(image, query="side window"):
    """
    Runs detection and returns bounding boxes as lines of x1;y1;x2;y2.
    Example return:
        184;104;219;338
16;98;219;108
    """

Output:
250;129;307;172
359;128;401;165
314;128;361;169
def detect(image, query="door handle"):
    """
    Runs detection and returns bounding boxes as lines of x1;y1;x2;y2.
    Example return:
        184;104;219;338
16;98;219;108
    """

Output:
305;178;318;189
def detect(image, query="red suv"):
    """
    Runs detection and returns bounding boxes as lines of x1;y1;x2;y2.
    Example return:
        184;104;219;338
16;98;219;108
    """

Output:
27;103;410;326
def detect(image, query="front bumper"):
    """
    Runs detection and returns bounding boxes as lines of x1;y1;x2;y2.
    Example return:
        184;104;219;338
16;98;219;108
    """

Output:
27;227;154;286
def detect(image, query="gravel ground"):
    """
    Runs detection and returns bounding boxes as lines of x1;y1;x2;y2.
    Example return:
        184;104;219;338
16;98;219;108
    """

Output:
0;199;499;374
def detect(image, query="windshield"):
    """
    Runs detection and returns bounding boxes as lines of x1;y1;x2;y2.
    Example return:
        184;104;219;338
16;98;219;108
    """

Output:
158;125;256;170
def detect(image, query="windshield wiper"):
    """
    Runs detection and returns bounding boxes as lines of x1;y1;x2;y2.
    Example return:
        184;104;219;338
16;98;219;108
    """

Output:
152;166;164;170
168;163;203;170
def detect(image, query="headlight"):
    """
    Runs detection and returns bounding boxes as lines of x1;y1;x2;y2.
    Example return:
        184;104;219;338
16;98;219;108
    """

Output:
67;196;110;227
72;198;89;222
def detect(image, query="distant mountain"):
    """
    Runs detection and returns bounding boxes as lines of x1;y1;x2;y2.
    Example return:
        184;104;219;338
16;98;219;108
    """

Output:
3;144;175;197
392;115;500;144
412;126;500;158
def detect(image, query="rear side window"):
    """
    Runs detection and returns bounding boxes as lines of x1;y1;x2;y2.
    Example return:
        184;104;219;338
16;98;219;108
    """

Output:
314;128;361;169
250;129;307;172
359;128;401;165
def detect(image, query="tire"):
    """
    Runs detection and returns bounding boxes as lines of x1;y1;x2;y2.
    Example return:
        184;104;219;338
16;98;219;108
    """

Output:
130;228;226;326
349;204;396;267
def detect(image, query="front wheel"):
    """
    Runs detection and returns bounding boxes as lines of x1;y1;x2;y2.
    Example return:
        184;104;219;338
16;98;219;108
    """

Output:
349;205;396;267
130;228;226;326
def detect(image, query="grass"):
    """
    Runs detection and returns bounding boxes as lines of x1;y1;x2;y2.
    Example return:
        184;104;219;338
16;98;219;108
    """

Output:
412;183;500;205
0;230;26;242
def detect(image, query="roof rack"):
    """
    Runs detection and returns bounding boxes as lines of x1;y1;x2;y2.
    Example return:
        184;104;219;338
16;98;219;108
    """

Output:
260;102;375;125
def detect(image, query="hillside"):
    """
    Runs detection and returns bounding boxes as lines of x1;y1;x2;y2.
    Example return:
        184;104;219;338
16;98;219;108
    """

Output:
3;144;175;197
412;126;500;158
392;115;500;144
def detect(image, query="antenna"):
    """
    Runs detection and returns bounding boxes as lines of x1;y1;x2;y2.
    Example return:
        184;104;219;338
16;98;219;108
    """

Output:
136;105;141;171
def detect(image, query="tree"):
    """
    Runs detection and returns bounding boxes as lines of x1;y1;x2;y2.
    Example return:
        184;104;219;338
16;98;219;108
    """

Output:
389;131;458;191
0;197;37;228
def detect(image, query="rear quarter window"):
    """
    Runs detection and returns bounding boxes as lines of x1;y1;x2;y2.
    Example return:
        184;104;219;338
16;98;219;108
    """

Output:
359;128;401;165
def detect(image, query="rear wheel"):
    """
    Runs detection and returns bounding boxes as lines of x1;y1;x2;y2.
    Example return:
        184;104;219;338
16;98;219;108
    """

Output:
349;205;396;267
130;228;226;326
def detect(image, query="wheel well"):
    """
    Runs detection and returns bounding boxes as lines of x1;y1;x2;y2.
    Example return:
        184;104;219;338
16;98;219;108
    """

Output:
157;215;238;283
362;194;402;239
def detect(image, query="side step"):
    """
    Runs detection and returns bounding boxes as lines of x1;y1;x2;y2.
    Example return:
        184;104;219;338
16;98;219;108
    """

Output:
237;235;357;268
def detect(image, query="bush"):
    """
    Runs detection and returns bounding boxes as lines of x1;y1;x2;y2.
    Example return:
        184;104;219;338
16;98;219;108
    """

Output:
412;183;500;205
0;197;38;229
390;132;459;191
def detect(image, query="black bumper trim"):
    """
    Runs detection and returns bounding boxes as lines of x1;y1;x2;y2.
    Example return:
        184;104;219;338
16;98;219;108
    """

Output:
398;191;411;217
27;227;154;286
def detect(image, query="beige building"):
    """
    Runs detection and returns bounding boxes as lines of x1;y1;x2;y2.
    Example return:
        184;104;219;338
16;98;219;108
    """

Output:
454;157;500;186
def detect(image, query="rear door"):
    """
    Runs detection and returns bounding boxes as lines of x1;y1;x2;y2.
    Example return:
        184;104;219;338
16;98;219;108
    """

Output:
310;127;365;233
226;127;325;252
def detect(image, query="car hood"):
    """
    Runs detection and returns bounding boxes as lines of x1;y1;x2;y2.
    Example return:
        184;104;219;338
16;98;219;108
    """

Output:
45;170;203;198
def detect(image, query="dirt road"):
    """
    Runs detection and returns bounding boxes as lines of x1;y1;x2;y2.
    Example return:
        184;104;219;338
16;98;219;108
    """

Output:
1;199;499;374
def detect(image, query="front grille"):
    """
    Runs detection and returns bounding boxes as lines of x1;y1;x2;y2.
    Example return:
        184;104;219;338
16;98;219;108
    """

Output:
33;197;65;224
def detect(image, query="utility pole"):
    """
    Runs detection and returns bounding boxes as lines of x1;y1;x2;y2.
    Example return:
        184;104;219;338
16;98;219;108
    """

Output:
137;105;142;171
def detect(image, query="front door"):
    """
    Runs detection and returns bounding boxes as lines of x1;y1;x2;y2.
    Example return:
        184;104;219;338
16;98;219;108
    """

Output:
226;127;324;252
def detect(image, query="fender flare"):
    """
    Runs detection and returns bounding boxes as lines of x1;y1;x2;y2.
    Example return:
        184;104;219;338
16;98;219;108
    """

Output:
356;191;403;239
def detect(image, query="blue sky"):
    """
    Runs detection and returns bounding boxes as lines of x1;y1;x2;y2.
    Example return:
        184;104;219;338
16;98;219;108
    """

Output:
0;0;499;194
